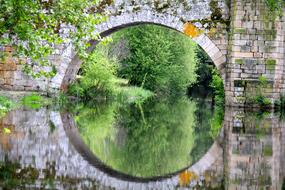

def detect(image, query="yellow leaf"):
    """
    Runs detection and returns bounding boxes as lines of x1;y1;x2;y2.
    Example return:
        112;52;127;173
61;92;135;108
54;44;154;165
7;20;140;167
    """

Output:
3;128;11;134
183;22;203;38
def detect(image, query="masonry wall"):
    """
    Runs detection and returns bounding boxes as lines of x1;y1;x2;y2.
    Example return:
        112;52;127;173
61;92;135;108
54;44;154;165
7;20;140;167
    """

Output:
226;0;285;107
0;43;72;94
223;107;285;189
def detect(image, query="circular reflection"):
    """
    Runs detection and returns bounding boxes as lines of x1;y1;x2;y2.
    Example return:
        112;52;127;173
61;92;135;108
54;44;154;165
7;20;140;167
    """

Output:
68;97;217;179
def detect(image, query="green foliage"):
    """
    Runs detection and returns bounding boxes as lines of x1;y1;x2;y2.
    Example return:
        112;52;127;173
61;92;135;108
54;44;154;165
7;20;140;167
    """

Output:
209;69;224;138
68;46;118;100
258;75;268;87
265;0;285;17
210;69;224;106
275;93;285;110
115;86;154;104
0;160;58;189
21;94;50;109
0;0;108;78
190;99;215;159
262;145;273;156
112;25;197;97
0;96;15;118
247;76;271;108
188;46;214;98
74;98;214;178
69;45;154;103
254;95;271;107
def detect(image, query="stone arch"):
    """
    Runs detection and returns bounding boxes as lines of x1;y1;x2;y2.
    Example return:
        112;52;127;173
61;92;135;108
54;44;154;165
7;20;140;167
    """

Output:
58;11;227;90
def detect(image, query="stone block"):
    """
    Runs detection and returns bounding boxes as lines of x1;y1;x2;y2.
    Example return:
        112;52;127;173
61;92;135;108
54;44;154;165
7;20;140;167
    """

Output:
13;85;25;91
232;52;254;58
0;78;4;85
3;71;12;79
13;71;23;80
3;84;13;89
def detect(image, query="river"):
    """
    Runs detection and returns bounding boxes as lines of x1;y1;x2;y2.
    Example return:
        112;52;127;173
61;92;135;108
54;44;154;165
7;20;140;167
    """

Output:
0;96;284;189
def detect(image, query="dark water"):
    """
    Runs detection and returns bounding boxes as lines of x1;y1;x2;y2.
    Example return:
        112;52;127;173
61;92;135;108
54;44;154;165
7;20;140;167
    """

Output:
0;97;285;189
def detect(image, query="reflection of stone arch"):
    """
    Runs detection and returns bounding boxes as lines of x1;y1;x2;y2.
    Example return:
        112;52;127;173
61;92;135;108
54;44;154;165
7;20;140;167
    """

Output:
61;112;223;189
59;11;227;90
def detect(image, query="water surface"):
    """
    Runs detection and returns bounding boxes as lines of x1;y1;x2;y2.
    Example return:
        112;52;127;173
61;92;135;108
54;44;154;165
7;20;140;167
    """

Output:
0;97;284;189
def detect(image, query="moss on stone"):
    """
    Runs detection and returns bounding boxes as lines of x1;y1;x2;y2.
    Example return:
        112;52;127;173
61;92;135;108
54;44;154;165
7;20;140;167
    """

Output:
234;28;246;34
265;59;276;70
265;59;276;65
235;59;244;65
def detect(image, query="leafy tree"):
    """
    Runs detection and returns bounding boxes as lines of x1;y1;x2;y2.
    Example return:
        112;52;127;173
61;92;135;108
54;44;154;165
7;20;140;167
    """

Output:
112;25;197;97
187;46;214;98
209;69;224;138
68;46;118;100
0;0;109;78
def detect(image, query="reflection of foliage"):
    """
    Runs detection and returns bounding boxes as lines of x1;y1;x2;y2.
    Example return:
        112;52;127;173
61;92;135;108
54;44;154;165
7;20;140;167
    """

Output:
75;98;214;178
0;159;85;188
0;159;38;188
209;69;224;139
115;85;154;104
21;94;49;109
0;96;14;118
246;76;271;108
242;111;271;140
190;99;214;160
114;98;196;177
71;101;119;162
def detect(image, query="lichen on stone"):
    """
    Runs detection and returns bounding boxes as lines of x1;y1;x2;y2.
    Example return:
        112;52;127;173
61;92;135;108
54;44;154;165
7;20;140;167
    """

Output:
183;22;204;38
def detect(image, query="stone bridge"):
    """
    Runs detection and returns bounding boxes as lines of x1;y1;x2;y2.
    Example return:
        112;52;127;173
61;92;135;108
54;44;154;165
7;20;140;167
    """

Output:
1;0;285;107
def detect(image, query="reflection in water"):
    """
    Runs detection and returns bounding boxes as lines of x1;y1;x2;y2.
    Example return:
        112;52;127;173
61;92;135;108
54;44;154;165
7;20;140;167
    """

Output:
0;103;284;189
223;109;285;189
73;98;214;178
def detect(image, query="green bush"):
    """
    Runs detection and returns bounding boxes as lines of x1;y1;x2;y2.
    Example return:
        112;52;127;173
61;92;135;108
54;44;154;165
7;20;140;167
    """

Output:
0;96;14;117
68;46;118;100
112;24;198;97
210;69;224;106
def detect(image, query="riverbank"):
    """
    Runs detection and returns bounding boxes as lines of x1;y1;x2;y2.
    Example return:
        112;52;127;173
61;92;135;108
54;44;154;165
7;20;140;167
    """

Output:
0;91;53;118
